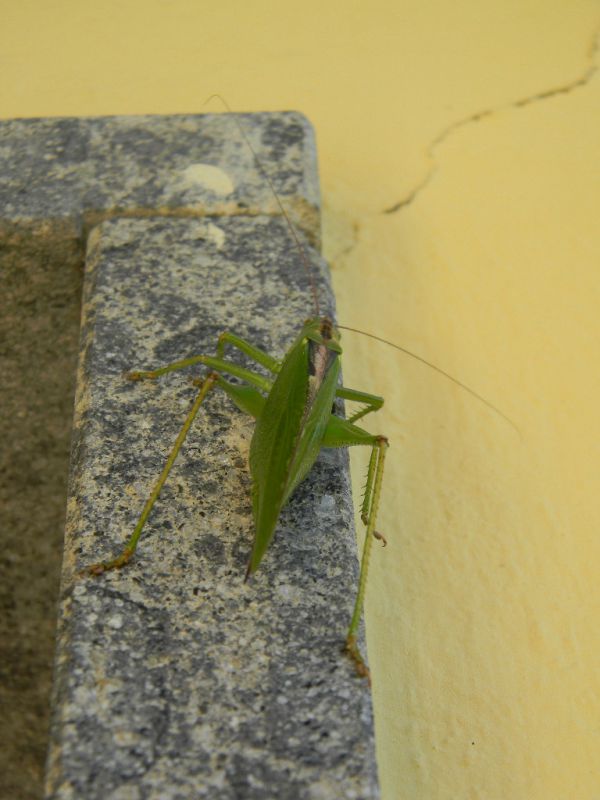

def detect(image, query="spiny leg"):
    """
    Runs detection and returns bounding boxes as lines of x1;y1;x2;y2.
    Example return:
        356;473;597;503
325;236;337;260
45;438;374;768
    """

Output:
360;444;387;546
322;413;389;680
87;372;219;575
345;435;388;682
335;385;384;424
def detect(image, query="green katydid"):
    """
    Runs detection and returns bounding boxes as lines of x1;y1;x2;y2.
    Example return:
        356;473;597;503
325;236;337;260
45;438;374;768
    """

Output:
88;103;516;681
88;312;388;679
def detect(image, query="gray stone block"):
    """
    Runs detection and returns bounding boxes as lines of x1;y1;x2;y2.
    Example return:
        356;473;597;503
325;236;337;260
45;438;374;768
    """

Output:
46;215;378;799
0;111;378;799
0;113;320;245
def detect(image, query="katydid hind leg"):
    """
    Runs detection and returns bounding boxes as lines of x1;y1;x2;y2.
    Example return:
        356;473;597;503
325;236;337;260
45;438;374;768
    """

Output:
88;332;273;575
324;414;389;679
344;435;388;681
87;372;219;575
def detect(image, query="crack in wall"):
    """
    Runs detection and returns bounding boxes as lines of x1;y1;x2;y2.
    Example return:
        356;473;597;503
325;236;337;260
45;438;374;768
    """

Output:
326;218;361;266
384;23;600;214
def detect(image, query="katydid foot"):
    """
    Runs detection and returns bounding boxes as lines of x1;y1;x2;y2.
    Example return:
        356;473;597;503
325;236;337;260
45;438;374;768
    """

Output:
345;634;372;685
87;547;135;576
126;369;158;381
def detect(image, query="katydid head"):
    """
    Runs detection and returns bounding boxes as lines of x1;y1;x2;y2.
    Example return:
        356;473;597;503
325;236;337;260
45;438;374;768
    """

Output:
301;316;342;354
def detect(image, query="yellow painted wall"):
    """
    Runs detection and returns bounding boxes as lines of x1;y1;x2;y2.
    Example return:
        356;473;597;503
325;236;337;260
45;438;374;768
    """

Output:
3;2;598;797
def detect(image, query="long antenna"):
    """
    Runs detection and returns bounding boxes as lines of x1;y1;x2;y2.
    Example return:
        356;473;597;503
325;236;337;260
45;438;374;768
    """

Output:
204;97;516;435
338;324;520;436
203;94;321;316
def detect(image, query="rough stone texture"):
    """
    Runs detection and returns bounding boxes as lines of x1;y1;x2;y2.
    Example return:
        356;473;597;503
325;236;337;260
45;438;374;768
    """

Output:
46;216;378;799
0;111;326;800
0;225;82;800
0;113;320;246
0;112;377;799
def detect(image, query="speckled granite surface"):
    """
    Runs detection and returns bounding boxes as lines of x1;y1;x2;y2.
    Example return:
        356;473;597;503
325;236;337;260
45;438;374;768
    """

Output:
0;113;320;246
32;115;379;799
0;111;323;800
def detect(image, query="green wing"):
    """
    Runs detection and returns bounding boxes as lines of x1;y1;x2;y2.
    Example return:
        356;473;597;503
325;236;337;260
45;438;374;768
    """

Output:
247;334;340;574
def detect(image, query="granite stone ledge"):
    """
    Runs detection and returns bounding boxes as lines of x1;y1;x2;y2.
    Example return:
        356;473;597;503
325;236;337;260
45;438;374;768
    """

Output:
35;121;380;795
0;111;321;248
2;111;377;799
19;114;378;800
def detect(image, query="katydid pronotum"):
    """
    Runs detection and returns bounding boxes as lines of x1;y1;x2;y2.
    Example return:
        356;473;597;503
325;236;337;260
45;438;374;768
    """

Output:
88;103;516;682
